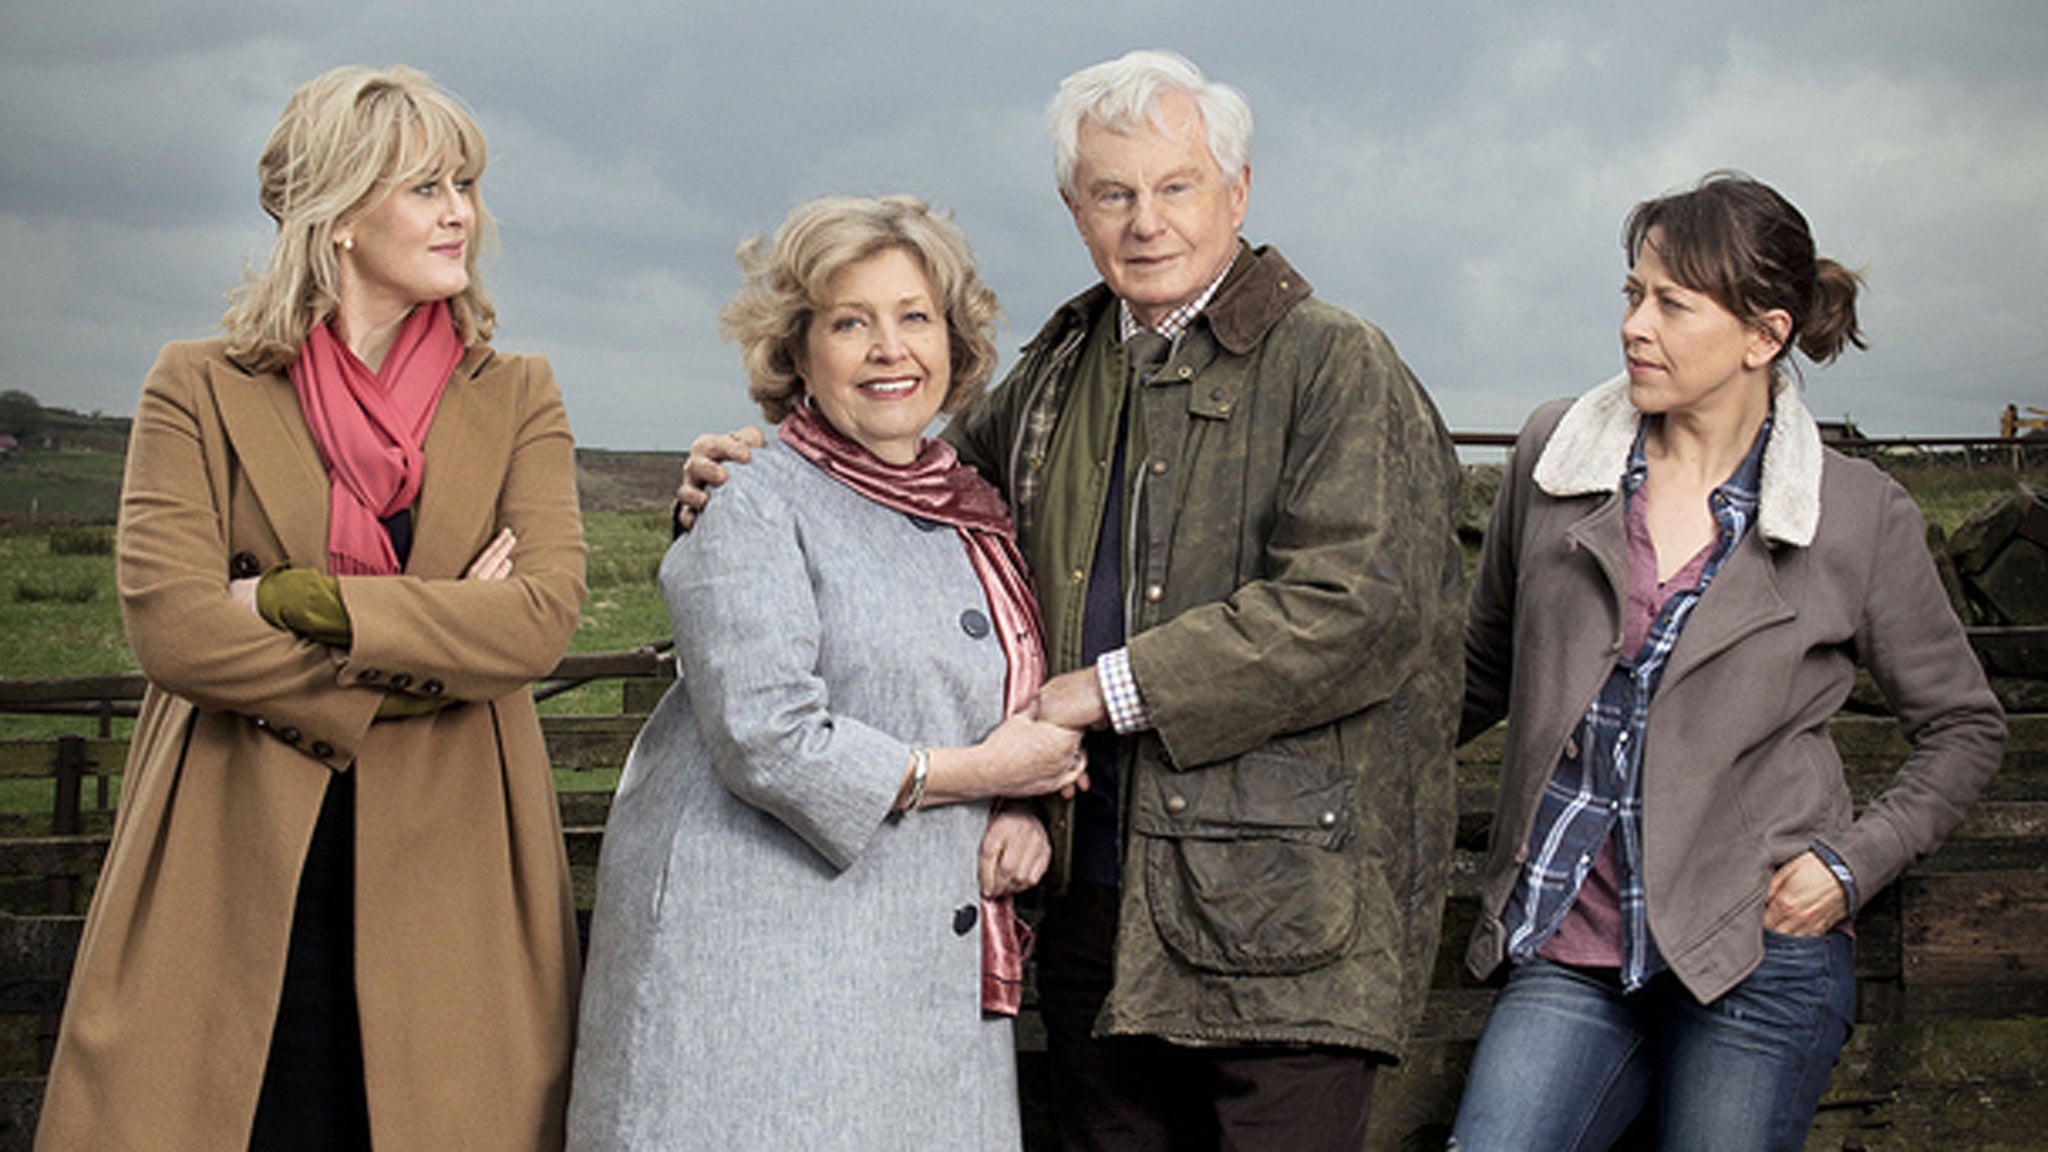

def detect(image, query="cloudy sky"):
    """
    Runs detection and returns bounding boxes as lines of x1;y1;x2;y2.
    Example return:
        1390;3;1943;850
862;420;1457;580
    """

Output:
4;1;2044;450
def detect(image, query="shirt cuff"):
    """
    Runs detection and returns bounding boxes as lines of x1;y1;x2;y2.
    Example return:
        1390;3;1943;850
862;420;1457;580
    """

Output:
1809;840;1860;915
1097;648;1152;734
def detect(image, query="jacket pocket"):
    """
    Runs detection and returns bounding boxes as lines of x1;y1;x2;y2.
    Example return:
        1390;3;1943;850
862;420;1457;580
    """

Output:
1130;748;1360;974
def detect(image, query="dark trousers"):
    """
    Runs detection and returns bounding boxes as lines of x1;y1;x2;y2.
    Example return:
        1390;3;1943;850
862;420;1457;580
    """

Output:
1036;881;1380;1152
248;770;372;1152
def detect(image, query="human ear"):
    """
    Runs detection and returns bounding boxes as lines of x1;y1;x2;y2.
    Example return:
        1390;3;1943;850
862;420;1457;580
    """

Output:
1746;309;1792;369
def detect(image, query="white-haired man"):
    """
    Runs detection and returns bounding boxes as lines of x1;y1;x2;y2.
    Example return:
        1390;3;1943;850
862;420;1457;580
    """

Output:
679;49;1463;1149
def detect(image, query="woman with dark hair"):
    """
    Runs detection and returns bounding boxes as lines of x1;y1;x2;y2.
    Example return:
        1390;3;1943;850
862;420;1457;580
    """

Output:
37;66;584;1152
1450;172;2005;1151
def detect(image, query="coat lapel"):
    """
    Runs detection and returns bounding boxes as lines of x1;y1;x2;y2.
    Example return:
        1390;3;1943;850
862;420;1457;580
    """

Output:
409;348;510;579
211;359;332;570
1662;530;1795;688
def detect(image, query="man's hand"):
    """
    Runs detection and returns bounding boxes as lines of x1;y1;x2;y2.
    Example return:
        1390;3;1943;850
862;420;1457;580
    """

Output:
1763;851;1850;936
674;426;766;533
1033;666;1111;731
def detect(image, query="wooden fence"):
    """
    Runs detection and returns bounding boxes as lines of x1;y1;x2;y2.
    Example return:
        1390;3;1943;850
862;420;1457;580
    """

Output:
1;641;2044;1151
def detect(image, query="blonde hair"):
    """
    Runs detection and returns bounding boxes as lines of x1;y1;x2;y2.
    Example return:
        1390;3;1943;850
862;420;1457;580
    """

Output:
719;195;1001;423
223;65;497;371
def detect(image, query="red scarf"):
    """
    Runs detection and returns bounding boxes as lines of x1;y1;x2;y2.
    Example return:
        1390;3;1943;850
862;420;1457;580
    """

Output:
288;301;463;576
779;404;1046;1015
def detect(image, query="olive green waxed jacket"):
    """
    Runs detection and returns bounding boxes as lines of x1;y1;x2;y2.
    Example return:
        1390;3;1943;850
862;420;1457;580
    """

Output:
945;245;1465;1056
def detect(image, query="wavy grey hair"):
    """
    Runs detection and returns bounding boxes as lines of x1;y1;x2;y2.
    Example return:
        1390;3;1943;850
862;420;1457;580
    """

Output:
1048;49;1252;198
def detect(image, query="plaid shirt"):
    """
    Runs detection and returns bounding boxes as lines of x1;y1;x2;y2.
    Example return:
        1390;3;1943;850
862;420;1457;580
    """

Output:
1502;412;1770;990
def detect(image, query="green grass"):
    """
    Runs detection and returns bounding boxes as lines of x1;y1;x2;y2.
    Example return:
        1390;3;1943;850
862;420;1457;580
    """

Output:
1879;452;2048;536
0;450;126;522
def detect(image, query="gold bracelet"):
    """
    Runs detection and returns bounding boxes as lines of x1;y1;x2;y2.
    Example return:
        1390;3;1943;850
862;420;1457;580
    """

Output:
906;746;930;812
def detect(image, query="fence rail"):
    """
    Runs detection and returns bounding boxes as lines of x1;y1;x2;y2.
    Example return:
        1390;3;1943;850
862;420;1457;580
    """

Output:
0;649;2044;1150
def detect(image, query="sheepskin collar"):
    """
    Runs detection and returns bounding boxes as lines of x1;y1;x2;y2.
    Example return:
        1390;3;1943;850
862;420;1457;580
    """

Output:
1531;373;1824;547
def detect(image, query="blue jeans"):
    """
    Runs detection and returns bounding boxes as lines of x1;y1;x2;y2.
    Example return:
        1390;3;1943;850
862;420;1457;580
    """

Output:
1449;930;1855;1152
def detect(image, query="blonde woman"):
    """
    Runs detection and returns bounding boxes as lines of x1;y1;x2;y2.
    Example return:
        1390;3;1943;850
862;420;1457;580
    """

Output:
37;66;584;1152
569;196;1083;1150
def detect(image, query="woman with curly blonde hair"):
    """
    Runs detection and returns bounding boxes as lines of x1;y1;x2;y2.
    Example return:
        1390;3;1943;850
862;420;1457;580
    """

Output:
570;196;1082;1150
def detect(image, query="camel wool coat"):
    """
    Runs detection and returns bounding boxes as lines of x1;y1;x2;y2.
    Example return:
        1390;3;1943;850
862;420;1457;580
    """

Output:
36;338;586;1152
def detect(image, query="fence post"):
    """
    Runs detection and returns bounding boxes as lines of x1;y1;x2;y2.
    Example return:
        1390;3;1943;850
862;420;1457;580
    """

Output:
41;734;87;1071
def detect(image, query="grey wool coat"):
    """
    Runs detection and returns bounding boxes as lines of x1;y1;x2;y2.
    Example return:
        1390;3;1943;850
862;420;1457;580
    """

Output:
567;441;1022;1151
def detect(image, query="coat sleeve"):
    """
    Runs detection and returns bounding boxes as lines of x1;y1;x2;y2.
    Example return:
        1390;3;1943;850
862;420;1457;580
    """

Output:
1819;474;2006;900
940;357;1029;491
334;357;586;702
116;343;383;767
664;472;912;871
1462;402;1566;744
1126;320;1463;767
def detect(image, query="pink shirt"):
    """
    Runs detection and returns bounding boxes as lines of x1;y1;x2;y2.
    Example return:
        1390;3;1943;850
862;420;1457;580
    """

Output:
1539;478;1710;968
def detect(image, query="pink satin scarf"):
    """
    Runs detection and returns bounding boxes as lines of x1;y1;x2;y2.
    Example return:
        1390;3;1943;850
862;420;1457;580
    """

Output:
287;300;463;576
778;403;1046;1015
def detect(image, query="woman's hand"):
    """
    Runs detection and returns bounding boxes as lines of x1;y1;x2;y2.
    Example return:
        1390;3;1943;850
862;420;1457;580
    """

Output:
674;426;765;533
979;807;1051;898
464;528;517;580
913;712;1087;809
1763;851;1850;936
973;711;1087;798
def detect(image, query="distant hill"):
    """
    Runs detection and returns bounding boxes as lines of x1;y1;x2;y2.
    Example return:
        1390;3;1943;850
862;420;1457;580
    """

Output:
0;427;683;523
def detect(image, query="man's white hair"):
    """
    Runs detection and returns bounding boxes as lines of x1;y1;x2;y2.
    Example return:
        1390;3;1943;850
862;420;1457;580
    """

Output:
1048;49;1252;199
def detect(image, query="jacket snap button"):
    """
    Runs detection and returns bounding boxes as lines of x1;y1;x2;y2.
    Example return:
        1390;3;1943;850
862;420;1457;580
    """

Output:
1144;584;1164;603
358;669;382;683
952;904;978;935
421;678;445;696
388;673;413;690
278;727;301;744
1165;795;1187;814
1148;459;1169;475
230;551;262;578
1319;810;1339;828
312;741;335;759
959;609;990;639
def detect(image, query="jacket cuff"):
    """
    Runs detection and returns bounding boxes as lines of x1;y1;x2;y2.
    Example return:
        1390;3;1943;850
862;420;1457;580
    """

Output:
1808;839;1861;915
1098;648;1152;734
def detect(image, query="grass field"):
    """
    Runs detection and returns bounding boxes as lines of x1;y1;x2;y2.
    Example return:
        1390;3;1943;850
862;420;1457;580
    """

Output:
0;444;2039;813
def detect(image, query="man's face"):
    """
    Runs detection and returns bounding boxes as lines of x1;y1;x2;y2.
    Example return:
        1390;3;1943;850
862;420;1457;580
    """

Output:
1062;89;1249;329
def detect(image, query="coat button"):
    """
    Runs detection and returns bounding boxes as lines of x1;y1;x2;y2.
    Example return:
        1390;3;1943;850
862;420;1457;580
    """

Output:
388;673;413;690
357;669;382;683
312;741;335;759
960;609;990;639
1319;810;1339;828
421;678;445;696
251;716;269;730
278;727;302;744
230;551;263;578
1165;794;1187;814
1144;584;1164;603
1148;458;1169;476
952;904;978;936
